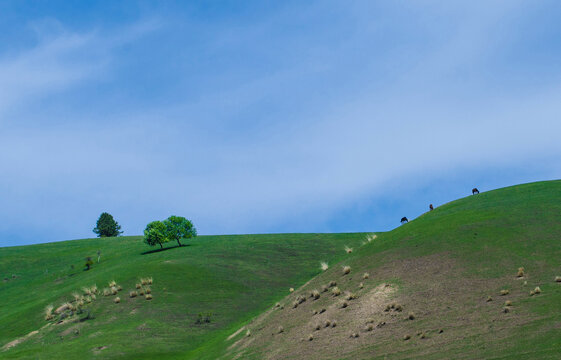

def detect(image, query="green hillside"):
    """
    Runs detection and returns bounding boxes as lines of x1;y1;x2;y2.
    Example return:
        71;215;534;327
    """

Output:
2;180;561;359
0;233;366;359
229;180;561;359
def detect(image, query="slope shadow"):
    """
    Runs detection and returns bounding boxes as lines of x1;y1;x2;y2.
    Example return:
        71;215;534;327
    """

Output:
141;244;191;255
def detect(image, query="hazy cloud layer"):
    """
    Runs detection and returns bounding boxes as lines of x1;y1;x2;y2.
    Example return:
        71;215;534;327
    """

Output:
1;1;560;245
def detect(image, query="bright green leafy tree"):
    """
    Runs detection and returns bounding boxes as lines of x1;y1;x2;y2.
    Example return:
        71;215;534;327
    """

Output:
143;221;169;249
93;212;123;237
163;215;197;247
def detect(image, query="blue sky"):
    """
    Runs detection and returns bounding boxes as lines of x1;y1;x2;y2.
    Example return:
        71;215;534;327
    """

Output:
1;1;560;246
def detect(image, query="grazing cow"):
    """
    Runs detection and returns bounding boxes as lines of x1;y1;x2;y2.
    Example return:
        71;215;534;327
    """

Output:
429;204;434;211
472;188;480;195
400;217;409;224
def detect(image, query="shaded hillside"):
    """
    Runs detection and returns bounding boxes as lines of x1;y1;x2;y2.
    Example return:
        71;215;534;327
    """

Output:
227;180;561;359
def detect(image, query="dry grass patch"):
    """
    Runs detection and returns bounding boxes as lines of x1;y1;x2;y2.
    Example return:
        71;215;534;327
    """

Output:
486;296;493;302
289;288;294;293
555;276;561;282
505;300;512;306
517;267;525;277
308;334;314;341
114;297;121;304
332;287;341;296
345;293;357;300
365;324;374;332
136;283;142;289
44;305;54;321
344;246;353;254
342;266;351;275
324;320;331;327
350;332;359;338
82;287;93;296
359;282;364;289
407;312;415;320
129;291;137;298
103;288;111;296
363;272;369;279
111;287;118;295
144;286;152;294
341;301;349;308
500;289;510;296
109;280;117;287
321;285;329;293
145;294;153;300
277;326;284;334
90;285;98;294
503;307;510;313
403;334;411;340
311;290;320;300
534;286;542;294
320;262;329;271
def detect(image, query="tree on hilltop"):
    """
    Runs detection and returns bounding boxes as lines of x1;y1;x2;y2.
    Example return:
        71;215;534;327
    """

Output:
93;212;123;237
163;216;197;247
144;221;169;249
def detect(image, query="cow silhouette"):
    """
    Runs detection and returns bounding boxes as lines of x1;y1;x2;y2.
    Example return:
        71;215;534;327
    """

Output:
400;217;409;224
472;188;480;195
429;204;434;211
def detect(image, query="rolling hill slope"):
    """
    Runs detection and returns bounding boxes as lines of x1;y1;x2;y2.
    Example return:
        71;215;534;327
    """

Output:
0;233;366;359
2;180;561;359
227;180;561;359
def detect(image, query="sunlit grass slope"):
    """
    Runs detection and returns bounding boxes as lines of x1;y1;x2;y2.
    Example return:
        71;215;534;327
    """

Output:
0;233;366;359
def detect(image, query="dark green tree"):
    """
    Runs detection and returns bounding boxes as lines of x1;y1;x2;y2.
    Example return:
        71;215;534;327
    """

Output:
163;215;197;247
93;212;123;237
144;221;169;249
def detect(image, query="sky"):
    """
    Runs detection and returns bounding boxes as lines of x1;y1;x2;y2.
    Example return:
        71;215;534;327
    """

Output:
1;1;560;246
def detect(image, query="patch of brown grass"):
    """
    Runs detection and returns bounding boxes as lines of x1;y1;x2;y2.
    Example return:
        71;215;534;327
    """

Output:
500;289;510;296
403;334;411;340
44;305;54;321
329;280;337;287
114;297;121;304
324;320;331;327
555;276;561;282
277;326;284;334
505;300;512;306
129;291;137;298
407;312;415;320
344;246;353;254
321;285;329;293
111;287;118;295
534;286;541;294
109;280;117;287
350;332;359;338
342;266;351;275
341;301;349;308
289;288;294;293
486;296;493;302
103;288;111;296
136;283;142;289
145;294;153;300
359;282;364;289
363;272;369;279
517;267;525;277
332;287;341;296
320;262;329;271
144;286;152;294
311;290;320;300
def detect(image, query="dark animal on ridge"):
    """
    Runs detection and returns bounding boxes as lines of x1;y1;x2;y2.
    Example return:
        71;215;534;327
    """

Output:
429;204;434;211
401;217;408;224
472;188;480;195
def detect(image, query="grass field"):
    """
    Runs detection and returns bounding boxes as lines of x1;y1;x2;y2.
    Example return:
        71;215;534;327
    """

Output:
0;233;366;359
2;180;561;359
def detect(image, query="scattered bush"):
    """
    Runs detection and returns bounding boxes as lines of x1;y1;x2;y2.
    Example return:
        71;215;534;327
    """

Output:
530;290;535;296
384;304;391;312
144;286;152;294
332;287;341;296
534;286;542;294
278;326;284;333
140;278;149;286
103;288;111;296
555;276;561;282
486;296;493;302
329;280;337;287
341;301;348;308
500;289;509;296
117;285;122;291
314;323;321;331
147;277;153;285
246;329;251;337
321;262;329;271
403;334;411;340
130;291;137;298
82;287;92;296
136;283;142;289
350;332;359;338
72;293;81;302
503;307;510;313
114;297;121;304
139;288;145;296
145;294;153;300
407;312;415;320
85;296;92;304
366;234;377;242
363;272;369;279
90;285;98;294
196;312;212;324
297;295;307;304
321;285;329;293
324;320;331;327
289;288;294;293
346;293;356;300
366;324;374;332
517;267;525;277
395;304;403;312
292;301;299;309
308;334;314;341
359;282;364;289
420;332;426;339
109;280;117;287
342;266;351;275
319;308;326;314
111;287;118;295
311;290;320;300
344;246;353;254
504;300;512;306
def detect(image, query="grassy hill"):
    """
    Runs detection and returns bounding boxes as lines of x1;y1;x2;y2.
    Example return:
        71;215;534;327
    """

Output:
0;233;366;359
228;180;561;359
2;180;561;359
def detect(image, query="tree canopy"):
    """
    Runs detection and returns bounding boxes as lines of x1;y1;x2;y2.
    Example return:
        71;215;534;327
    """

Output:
144;221;168;249
163;215;197;246
93;212;123;237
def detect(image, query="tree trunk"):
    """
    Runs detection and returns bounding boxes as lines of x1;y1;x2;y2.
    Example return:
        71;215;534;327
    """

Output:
177;239;182;247
159;242;163;249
